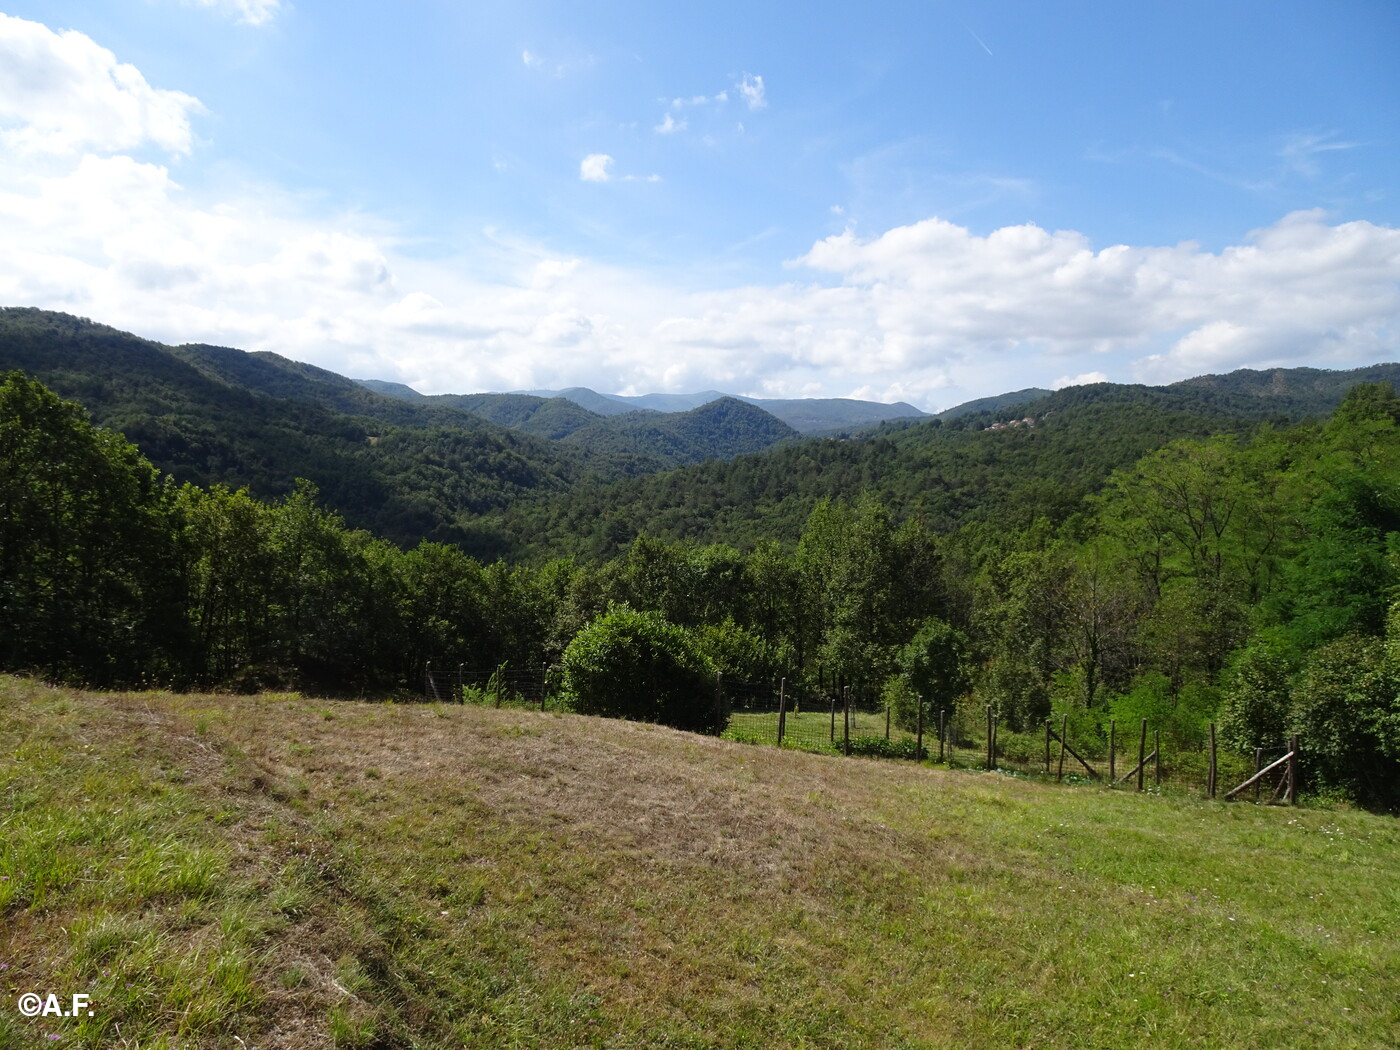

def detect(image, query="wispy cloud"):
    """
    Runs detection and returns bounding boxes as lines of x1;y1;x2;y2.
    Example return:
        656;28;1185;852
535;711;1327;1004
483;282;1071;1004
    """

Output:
1150;147;1272;193
1145;129;1361;196
520;47;595;78
181;0;282;26
654;113;685;135
579;153;659;183
669;90;727;108
1279;130;1359;178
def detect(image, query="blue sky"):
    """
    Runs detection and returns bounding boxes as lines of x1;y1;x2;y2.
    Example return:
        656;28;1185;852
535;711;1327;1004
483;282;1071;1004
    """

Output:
1;1;1397;409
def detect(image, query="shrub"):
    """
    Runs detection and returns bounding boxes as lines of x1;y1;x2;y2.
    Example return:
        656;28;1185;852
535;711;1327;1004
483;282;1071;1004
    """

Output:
559;608;720;734
1289;634;1400;810
882;676;921;733
847;735;928;761
1217;637;1297;751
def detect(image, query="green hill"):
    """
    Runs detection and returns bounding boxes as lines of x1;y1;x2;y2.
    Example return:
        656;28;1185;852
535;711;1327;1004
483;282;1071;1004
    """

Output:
435;392;604;438
1172;363;1400;410
4;677;1396;1049
557;397;800;465
936;386;1053;420
0;308;609;552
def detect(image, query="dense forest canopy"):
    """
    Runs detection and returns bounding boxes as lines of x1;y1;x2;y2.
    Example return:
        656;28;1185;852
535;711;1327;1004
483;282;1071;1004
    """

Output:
4;311;1400;808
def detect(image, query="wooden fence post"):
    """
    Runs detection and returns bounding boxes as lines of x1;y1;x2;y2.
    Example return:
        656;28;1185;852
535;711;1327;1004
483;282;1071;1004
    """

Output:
1208;722;1217;799
985;705;993;770
776;677;787;746
1154;728;1161;787
1288;734;1298;805
1137;719;1148;793
1254;747;1263;801
1057;714;1069;781
915;695;924;762
1109;719;1116;783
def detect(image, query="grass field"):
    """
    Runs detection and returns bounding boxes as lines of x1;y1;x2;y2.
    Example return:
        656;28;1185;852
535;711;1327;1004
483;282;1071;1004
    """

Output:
3;676;1398;1048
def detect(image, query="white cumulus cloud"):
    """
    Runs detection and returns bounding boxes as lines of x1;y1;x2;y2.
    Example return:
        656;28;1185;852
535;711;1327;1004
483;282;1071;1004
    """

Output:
798;210;1400;387
1054;372;1110;389
0;17;1395;412
579;153;613;182
0;14;203;156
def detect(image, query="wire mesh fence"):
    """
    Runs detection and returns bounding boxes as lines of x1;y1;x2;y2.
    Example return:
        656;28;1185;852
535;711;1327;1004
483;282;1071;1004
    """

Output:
721;685;1297;801
421;662;1298;802
423;662;550;709
720;678;924;757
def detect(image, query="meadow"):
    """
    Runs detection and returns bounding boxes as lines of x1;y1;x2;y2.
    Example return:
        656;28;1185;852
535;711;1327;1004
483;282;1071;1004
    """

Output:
2;676;1397;1049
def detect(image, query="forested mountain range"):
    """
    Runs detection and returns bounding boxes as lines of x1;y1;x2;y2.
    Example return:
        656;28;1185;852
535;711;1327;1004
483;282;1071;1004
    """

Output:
3;305;1397;562
0;308;789;551
480;366;1400;560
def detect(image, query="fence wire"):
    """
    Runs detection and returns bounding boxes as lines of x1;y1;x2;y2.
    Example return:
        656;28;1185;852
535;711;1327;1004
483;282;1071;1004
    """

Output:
424;664;550;709
421;663;1292;800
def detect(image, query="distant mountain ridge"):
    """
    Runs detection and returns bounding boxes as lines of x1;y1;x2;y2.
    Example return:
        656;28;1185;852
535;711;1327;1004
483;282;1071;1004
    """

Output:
364;377;930;432
0;308;795;552
5;306;1398;561
509;387;929;433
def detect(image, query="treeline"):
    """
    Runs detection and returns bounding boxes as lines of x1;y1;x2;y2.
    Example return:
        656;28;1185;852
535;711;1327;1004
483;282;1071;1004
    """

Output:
4;372;1399;807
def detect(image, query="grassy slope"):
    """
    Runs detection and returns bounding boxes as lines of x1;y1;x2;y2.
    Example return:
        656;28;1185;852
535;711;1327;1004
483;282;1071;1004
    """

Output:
2;678;1397;1049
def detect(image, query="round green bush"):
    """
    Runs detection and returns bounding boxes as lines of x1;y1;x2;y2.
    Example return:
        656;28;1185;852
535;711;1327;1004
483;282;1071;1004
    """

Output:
560;608;720;734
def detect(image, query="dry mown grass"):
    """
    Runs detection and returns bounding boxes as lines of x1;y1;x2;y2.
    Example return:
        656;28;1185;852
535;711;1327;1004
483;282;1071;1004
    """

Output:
3;679;1398;1049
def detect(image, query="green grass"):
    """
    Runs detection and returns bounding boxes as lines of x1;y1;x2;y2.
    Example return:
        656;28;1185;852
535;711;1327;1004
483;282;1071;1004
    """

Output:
3;676;1398;1048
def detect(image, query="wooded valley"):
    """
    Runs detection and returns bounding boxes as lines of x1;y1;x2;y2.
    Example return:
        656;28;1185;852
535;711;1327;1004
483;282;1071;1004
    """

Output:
4;309;1399;808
